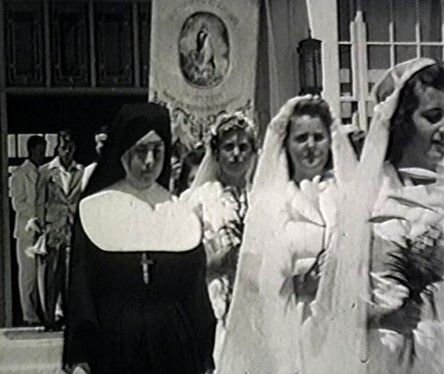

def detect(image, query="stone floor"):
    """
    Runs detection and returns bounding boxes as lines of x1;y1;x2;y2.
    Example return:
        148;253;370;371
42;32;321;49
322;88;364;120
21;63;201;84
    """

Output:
0;327;63;373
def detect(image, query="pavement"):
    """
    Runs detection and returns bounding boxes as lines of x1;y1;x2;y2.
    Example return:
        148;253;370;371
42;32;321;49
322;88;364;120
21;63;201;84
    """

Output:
0;327;63;373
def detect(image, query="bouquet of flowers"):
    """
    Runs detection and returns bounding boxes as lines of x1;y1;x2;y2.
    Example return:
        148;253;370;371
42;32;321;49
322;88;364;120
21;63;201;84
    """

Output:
387;224;444;312
206;187;247;279
372;168;444;364
205;186;248;324
384;223;444;363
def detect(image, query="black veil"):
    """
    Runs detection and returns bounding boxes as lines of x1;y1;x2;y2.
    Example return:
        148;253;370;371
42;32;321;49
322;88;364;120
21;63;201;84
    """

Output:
64;103;217;372
82;102;172;197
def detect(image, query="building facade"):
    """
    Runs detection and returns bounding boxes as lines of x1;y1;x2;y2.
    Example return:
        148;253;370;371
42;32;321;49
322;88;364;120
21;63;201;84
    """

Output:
0;0;443;326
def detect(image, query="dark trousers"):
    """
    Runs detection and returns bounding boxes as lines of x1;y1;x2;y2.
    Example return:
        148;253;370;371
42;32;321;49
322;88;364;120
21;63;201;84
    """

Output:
37;246;67;327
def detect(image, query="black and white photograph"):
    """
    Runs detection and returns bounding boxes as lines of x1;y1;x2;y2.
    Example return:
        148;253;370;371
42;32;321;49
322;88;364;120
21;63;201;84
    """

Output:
0;0;443;373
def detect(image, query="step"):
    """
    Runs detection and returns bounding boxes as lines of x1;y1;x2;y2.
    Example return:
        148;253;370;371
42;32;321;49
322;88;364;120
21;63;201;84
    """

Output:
0;328;63;373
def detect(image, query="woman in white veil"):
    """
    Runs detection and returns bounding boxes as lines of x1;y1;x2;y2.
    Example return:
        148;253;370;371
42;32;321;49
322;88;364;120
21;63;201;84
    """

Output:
190;113;257;189
180;112;258;367
298;58;444;374
218;95;336;374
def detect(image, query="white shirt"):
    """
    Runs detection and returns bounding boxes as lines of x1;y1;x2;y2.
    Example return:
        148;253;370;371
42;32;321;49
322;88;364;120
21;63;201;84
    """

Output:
9;159;40;238
48;156;82;195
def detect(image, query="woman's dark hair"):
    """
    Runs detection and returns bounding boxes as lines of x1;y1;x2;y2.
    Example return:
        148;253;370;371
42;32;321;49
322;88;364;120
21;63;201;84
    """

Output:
290;98;334;131
284;97;334;178
387;62;444;163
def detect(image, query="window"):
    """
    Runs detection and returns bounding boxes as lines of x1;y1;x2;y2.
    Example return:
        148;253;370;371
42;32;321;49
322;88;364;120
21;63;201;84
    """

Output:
337;0;444;129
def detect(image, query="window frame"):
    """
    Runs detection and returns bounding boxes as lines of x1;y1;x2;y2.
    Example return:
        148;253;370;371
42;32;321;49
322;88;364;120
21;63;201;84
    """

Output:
337;0;444;130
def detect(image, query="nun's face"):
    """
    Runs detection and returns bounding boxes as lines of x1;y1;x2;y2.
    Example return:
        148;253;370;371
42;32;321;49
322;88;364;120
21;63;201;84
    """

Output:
286;115;331;181
124;131;165;189
405;85;444;171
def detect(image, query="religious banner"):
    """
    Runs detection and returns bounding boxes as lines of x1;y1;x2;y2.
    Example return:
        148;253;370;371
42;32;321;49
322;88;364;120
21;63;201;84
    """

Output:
149;0;260;150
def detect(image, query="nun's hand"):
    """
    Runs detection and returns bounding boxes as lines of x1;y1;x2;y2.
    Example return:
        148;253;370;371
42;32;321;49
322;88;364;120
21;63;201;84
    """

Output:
208;278;229;320
269;95;313;136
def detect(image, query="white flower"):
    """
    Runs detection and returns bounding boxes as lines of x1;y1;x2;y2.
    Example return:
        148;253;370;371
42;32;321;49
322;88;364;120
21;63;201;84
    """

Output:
379;329;404;352
286;180;327;227
181;181;240;235
372;171;444;248
371;272;410;310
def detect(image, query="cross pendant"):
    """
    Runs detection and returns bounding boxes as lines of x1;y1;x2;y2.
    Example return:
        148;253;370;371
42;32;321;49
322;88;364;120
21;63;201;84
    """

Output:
140;253;154;285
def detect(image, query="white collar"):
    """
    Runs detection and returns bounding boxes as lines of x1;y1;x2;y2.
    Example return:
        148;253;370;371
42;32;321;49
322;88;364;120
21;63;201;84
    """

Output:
109;180;171;206
48;156;81;172
79;189;201;252
22;159;38;172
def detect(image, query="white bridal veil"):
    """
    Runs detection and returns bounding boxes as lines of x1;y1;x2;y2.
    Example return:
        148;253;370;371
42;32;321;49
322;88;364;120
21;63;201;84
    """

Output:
299;58;439;374
218;96;329;374
190;112;257;190
219;57;438;372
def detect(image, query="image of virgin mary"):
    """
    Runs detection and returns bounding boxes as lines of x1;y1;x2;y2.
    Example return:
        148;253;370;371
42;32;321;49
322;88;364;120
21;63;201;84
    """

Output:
179;12;229;88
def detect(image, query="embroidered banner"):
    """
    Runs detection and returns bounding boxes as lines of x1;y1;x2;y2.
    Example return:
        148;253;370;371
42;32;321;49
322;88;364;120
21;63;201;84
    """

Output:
149;0;260;149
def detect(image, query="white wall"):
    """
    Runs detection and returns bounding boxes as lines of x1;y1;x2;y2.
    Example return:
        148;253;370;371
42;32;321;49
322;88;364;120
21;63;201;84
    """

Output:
307;0;341;117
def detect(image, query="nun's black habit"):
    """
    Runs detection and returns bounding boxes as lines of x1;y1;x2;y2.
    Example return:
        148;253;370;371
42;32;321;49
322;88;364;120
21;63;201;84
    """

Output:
63;103;215;374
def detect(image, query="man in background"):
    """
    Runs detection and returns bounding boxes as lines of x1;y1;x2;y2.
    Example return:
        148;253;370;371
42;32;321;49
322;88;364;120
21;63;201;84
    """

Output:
81;126;108;191
30;130;83;331
10;135;47;326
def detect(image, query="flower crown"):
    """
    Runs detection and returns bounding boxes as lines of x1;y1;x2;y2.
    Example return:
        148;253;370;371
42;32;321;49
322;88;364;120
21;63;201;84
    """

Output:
209;111;256;139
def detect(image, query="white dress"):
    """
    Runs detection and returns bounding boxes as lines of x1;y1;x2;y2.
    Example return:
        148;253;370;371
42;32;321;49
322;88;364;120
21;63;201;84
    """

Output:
301;164;444;374
216;118;335;373
181;181;249;367
368;165;444;374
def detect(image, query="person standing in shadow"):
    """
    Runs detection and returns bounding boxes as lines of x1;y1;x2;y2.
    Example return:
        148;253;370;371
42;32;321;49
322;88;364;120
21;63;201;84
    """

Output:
10;135;47;326
28;130;84;331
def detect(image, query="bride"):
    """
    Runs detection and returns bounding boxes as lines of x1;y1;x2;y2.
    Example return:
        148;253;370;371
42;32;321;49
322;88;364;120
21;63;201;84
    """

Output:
181;112;257;367
218;95;335;374
302;58;444;374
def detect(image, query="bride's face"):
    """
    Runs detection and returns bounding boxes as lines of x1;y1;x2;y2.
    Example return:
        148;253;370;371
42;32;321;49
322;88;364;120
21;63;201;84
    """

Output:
216;128;255;180
401;85;444;171
123;131;165;189
286;115;331;180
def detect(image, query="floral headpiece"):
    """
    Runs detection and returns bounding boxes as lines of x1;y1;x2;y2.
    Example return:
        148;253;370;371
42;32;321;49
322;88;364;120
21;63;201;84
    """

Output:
191;112;257;188
212;111;255;135
209;111;256;149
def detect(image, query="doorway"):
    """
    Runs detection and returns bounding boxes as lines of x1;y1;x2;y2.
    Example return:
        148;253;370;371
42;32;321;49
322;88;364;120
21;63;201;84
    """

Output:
6;94;147;326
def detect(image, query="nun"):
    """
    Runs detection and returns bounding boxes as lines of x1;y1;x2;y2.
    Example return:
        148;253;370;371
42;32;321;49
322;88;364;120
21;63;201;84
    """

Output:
63;103;215;374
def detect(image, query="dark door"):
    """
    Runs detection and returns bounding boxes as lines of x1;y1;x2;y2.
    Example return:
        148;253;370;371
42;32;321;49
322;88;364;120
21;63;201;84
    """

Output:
6;94;147;325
